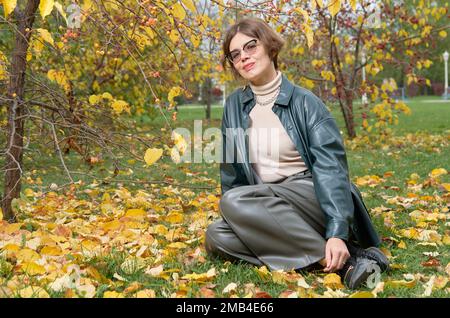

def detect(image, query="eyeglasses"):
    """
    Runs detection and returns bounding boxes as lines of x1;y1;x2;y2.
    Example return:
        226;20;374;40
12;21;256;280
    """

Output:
227;39;259;64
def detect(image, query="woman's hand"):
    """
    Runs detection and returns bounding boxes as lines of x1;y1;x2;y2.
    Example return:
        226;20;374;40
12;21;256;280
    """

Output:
323;238;350;273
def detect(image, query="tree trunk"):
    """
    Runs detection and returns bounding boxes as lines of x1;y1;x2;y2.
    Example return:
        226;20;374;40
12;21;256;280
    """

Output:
343;96;356;139
204;78;212;124
2;0;40;223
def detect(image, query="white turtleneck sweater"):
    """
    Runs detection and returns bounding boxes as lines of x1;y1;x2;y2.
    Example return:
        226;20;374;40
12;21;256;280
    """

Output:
248;71;308;183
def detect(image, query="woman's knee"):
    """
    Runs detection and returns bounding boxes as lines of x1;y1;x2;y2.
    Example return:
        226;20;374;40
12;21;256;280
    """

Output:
219;188;242;219
204;222;223;255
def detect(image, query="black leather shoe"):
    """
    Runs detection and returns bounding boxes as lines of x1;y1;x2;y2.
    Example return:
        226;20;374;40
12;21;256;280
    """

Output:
338;256;379;290
347;244;390;272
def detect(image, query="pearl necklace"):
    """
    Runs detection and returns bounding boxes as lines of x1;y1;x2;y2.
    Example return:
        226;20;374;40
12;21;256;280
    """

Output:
255;86;281;106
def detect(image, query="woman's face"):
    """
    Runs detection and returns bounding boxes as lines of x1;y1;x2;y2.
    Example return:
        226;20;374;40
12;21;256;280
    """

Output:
229;32;274;84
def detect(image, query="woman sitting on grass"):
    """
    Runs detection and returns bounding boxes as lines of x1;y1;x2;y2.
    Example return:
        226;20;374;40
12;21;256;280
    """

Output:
205;17;389;290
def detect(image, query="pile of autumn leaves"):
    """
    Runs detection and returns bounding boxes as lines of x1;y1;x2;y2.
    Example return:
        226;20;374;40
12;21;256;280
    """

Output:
0;136;449;298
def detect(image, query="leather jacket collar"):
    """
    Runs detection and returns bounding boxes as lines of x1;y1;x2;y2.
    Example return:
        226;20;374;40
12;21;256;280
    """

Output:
240;73;295;112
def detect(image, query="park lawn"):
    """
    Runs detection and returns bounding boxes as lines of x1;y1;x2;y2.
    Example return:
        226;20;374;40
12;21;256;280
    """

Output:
0;97;449;298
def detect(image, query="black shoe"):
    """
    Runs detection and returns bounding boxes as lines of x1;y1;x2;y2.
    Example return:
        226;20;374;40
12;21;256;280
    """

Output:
347;244;390;272
338;256;379;290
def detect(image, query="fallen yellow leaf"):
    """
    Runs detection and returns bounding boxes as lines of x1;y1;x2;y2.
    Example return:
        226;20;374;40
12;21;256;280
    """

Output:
40;245;62;256
103;291;124;298
102;219;121;232
165;212;184;224
385;279;416;289
15;248;40;262
430;168;447;178
124;208;147;219
21;262;46;275
349;291;375;298
398;241;407;249
134;289;156;298
18;286;50;298
181;268;216;282
323;273;344;289
254;266;271;281
166;242;187;249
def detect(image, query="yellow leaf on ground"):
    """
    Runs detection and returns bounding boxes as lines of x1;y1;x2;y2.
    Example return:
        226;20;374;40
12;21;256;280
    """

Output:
103;291;124;298
18;286;50;298
323;273;344;289
15;248;40;262
433;276;448;290
21;262;46;275
398;241;407;249
24;188;35;197
80;239;100;251
102;219;121;232
153;224;168;235
134;289;156;298
2;243;20;257
385;279;416;288
390;263;406;270
4;222;23;234
399;228;420;240
167;242;187;249
254;266;271;281
349;291;374;298
125;208;147;219
165;212;184;224
182;268;216;282
430;168;447;177
40;245;62;256
442;235;450;245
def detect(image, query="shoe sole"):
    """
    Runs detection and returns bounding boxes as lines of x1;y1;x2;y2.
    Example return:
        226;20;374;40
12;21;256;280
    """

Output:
365;247;390;272
345;260;379;289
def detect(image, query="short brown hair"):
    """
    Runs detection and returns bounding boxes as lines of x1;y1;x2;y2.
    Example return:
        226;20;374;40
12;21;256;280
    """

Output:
221;17;285;80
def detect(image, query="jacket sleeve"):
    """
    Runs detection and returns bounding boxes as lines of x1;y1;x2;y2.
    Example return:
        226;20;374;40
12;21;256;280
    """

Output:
307;102;354;241
220;100;249;195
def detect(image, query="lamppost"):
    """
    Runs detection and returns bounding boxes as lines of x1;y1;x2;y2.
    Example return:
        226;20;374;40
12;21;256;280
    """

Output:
443;51;449;100
361;51;368;105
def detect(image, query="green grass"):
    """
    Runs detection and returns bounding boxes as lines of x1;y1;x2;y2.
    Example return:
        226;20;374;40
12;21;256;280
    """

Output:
1;96;449;297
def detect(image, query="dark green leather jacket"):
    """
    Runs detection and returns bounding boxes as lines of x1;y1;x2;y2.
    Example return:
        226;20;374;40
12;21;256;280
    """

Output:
220;73;380;248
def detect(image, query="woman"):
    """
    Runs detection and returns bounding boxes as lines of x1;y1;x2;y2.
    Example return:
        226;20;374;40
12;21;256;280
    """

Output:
205;17;389;290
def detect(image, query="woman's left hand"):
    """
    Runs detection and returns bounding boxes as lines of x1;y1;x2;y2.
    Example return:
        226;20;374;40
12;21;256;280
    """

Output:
323;238;350;273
